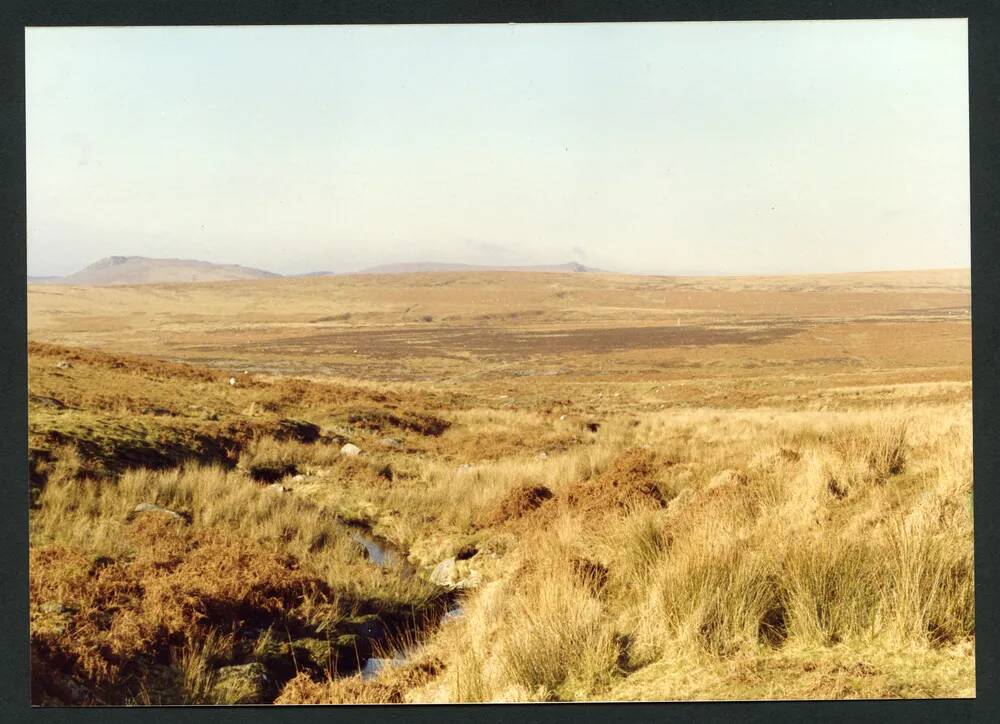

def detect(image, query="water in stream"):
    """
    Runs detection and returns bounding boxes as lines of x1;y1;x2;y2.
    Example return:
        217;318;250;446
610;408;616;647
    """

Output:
346;524;463;679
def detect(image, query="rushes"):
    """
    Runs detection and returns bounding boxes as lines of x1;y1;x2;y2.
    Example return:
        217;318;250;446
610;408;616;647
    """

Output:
429;403;973;701
29;350;974;703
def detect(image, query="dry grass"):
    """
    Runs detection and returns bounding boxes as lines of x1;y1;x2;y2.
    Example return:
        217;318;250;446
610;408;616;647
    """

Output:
27;269;973;704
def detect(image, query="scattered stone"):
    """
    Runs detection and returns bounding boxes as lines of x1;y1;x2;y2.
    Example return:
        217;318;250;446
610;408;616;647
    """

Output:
430;558;459;587
29;394;66;409
140;406;172;416
228;377;237;386
362;656;406;680
55;360;72;370
210;663;269;705
340;443;361;457
706;469;748;492
128;502;187;523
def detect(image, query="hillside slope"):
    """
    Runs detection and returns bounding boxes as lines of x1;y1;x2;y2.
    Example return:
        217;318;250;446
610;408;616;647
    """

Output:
52;256;280;286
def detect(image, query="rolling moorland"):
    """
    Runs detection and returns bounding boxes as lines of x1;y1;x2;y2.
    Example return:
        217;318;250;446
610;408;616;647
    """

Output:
27;268;973;703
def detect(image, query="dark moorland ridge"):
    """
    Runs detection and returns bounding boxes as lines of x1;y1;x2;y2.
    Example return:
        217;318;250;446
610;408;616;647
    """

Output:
29;257;604;286
33;256;280;286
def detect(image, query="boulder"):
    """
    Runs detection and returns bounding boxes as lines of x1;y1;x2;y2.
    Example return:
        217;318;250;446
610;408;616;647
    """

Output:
340;443;362;457
430;557;482;590
128;502;187;523
430;558;458;587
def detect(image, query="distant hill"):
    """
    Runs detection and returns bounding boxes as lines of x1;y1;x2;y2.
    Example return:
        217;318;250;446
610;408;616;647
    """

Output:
357;261;604;274
37;256;281;286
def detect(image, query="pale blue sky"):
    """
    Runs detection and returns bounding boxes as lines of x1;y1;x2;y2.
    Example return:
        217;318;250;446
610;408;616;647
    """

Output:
26;20;969;277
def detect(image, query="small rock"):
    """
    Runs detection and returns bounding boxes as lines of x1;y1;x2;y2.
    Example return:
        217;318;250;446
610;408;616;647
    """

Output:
457;463;473;472
128;502;187;523
264;483;289;494
55;360;72;370
379;436;403;449
430;557;458;587
29;394;66;409
707;469;748;492
430;557;482;589
559;415;567;421
228;377;237;386
291;474;305;482
140;406;171;416
537;452;548;459
340;443;361;457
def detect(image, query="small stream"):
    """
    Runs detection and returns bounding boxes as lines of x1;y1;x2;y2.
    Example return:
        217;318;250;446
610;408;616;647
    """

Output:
346;525;464;680
348;526;416;576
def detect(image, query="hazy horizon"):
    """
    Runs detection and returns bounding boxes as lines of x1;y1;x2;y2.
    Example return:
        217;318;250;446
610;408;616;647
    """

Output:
26;21;969;278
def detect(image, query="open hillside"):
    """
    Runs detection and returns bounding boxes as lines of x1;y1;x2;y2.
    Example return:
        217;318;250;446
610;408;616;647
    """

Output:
27;269;973;704
40;256;280;286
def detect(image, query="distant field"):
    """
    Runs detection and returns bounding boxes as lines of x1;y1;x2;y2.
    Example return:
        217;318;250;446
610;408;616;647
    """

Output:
28;269;970;382
27;269;974;704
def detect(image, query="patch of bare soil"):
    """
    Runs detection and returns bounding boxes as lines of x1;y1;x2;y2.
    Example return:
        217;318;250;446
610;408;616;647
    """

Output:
228;323;802;361
566;448;671;512
479;485;554;526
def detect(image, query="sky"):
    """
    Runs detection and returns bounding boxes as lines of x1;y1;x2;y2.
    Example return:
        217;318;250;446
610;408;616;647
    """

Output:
26;20;969;277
